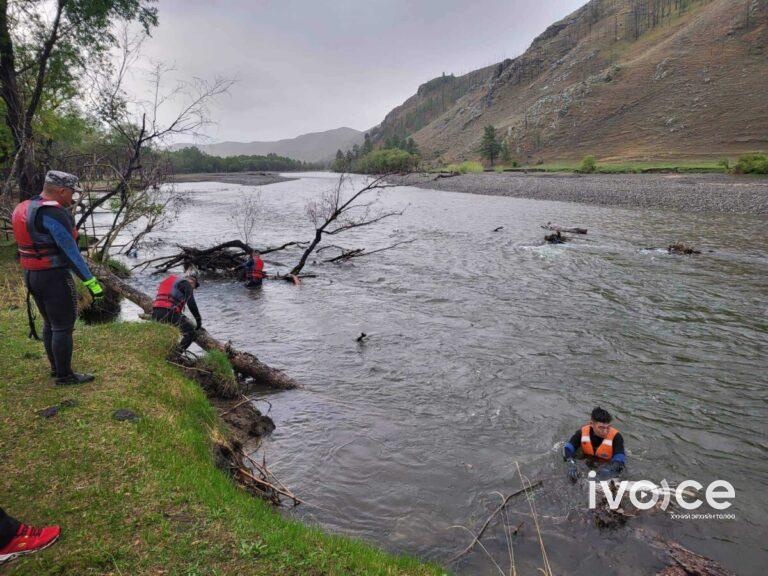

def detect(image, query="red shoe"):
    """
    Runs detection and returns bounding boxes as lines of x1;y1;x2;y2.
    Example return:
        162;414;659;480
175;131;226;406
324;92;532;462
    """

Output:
0;524;60;564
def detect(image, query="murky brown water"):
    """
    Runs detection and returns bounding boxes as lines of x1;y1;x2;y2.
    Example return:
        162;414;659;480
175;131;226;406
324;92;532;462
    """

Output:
120;172;767;575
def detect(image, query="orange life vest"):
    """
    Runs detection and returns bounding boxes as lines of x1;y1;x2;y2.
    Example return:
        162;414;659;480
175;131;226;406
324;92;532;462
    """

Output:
580;424;618;461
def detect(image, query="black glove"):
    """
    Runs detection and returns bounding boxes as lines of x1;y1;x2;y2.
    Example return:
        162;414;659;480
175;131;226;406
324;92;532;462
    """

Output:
596;461;624;480
195;319;202;330
566;459;580;483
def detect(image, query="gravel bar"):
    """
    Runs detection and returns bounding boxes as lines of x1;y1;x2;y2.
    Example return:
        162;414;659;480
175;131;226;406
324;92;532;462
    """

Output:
171;172;296;187
388;172;768;214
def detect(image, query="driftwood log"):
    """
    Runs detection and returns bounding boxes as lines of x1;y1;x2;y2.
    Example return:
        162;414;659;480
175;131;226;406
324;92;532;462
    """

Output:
667;242;701;255
541;223;588;234
89;259;298;390
138;240;307;276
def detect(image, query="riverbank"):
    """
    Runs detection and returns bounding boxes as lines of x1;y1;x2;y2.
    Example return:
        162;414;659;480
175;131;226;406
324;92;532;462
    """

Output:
388;171;768;214
0;245;439;575
172;171;297;187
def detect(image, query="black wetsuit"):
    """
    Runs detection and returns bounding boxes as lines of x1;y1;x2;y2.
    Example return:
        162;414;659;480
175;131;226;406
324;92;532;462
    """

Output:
151;279;201;350
0;508;20;548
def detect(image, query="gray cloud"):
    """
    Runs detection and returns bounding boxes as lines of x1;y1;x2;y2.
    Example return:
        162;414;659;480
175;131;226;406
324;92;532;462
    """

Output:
132;0;587;142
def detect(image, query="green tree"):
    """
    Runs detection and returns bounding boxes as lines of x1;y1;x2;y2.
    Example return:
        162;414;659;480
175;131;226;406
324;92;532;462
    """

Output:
332;149;347;172
362;132;373;155
0;0;158;199
479;125;501;166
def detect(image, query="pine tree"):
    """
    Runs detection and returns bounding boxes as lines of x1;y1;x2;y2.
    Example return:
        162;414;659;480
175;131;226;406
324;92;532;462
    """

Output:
479;125;501;166
362;133;373;155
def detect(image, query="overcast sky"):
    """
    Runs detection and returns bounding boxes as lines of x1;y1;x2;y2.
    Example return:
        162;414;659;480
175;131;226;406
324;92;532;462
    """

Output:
130;0;587;143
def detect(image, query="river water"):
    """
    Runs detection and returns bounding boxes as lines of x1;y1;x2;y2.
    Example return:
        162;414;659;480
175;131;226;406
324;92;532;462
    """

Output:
123;172;767;575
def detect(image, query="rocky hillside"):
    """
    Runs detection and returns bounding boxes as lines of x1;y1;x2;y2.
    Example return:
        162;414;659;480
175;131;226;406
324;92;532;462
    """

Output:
368;65;498;147
391;0;768;164
172;127;363;163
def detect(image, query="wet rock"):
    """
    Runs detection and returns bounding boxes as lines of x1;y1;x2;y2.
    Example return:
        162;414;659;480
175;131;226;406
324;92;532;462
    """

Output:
545;231;567;244
36;399;79;418
112;408;140;423
36;406;59;419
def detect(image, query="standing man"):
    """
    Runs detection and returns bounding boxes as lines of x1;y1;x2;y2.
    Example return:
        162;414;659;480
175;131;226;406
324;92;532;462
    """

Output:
233;249;266;289
563;407;626;482
0;508;60;564
151;271;202;351
11;171;104;385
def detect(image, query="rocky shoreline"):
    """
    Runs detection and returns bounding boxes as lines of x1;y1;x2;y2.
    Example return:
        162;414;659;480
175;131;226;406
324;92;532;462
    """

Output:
388;172;768;214
171;171;297;187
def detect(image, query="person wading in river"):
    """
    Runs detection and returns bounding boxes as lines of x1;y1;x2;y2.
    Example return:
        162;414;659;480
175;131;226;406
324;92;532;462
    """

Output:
563;406;626;482
0;508;60;564
151;270;202;352
11;170;104;385
232;249;266;288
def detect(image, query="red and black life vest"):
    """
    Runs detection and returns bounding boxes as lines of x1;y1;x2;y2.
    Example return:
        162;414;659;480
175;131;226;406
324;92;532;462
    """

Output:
250;257;264;280
153;275;189;313
12;198;78;271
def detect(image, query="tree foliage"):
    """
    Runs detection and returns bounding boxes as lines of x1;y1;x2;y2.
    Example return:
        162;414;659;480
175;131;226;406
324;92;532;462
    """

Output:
0;0;158;199
479;125;501;166
167;147;319;174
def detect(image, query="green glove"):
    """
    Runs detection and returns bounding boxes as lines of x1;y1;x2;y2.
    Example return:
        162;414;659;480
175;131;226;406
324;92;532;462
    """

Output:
83;277;104;300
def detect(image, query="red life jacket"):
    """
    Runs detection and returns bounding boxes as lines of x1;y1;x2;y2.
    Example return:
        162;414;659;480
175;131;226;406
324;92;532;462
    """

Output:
12;197;78;271
580;424;619;461
250;257;264;280
153;275;188;313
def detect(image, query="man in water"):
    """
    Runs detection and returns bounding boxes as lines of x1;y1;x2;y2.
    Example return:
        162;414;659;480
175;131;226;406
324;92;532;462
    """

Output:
233;249;266;288
11;170;104;385
151;271;202;351
0;508;60;564
563;407;626;482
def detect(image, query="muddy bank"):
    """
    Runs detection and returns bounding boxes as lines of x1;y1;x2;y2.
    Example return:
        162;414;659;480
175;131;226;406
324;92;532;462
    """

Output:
171;171;296;187
388;172;768;214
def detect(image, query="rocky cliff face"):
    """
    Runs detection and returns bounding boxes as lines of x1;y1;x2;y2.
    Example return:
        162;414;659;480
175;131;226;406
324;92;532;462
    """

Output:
386;0;768;164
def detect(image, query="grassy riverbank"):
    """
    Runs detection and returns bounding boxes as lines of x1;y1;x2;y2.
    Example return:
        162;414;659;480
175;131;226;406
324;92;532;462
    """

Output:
0;245;441;575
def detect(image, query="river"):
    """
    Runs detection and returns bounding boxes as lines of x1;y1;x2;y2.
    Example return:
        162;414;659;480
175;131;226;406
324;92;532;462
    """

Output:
120;172;767;575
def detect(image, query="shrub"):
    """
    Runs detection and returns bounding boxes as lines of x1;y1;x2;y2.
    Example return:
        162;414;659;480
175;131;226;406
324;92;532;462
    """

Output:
579;155;597;173
351;148;420;174
718;158;730;171
735;153;768;174
445;161;483;174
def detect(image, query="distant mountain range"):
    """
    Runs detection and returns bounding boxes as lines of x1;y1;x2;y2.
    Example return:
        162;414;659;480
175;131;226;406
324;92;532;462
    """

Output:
370;0;768;164
171;127;363;163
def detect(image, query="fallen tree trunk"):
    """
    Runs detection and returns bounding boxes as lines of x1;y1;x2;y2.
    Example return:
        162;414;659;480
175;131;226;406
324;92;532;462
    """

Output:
541;223;588;234
89;259;298;390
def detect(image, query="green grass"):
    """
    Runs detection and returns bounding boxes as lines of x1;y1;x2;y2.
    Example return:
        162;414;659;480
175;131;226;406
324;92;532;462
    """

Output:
443;161;483;174
0;245;442;575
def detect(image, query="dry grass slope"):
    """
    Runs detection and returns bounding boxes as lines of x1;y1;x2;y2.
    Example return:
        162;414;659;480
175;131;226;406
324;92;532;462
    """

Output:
407;0;768;164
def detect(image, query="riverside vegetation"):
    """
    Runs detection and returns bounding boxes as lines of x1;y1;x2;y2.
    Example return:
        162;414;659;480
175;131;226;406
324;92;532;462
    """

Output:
0;244;441;575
